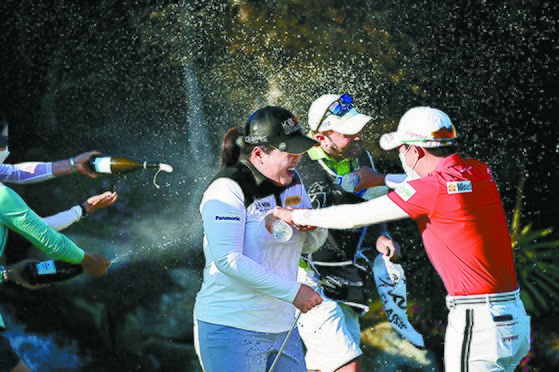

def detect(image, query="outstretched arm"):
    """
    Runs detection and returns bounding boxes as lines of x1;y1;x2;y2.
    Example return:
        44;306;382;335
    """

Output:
0;151;101;184
274;195;409;230
0;185;109;273
41;191;118;231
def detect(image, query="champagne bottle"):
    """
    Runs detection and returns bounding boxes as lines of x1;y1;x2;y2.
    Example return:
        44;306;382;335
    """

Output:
334;173;389;200
272;219;293;242
87;154;173;175
20;260;83;285
334;173;360;192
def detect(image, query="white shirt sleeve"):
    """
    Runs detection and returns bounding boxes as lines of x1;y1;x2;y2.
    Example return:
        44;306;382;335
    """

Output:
0;162;54;184
292;195;410;229
301;228;328;254
40;205;83;231
201;178;301;304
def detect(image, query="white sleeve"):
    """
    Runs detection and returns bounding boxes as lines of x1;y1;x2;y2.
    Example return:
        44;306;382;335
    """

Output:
292;195;409;229
301;228;328;254
41;206;83;231
0;162;54;184
201;178;301;303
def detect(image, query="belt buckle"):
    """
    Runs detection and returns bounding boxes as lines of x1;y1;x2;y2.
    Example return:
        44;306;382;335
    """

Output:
446;298;456;309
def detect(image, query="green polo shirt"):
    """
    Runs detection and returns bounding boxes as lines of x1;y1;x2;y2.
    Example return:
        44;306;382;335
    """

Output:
0;184;85;328
307;145;358;176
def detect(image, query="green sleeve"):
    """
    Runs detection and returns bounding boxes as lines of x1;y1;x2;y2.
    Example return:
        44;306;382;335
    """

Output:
0;185;85;263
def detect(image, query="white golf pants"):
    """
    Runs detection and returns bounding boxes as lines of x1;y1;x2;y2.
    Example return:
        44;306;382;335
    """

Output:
444;289;530;372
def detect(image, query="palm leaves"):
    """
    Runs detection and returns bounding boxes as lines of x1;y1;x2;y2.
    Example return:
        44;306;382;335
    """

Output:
511;166;559;316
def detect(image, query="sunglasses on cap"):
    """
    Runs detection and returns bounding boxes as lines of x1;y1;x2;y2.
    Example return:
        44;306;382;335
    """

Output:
317;94;354;131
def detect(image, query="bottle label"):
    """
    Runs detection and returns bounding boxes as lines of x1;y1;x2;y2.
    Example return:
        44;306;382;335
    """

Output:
93;158;112;173
36;260;57;275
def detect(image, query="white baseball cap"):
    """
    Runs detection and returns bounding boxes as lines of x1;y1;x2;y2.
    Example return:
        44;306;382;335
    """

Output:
379;106;457;150
308;94;372;135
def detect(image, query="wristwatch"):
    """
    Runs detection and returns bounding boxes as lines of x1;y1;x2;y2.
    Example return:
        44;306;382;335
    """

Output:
69;157;77;172
80;204;89;219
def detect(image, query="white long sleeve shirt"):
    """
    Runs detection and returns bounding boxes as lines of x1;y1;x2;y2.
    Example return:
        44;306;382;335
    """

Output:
0;162;54;184
292;195;408;229
194;168;327;333
41;205;84;231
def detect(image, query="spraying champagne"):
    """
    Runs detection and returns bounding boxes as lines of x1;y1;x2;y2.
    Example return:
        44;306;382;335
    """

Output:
20;260;83;285
87;154;173;175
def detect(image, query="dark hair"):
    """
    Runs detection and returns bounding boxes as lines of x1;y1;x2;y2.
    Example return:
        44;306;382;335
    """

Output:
220;127;273;168
221;127;243;168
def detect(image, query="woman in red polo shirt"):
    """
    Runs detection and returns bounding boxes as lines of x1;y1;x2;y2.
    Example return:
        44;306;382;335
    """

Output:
273;107;530;372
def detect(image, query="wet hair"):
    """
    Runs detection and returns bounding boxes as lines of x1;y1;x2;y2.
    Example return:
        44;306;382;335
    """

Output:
220;127;272;168
221;127;243;168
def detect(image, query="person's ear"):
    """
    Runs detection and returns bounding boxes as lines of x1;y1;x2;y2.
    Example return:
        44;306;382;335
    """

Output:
414;146;425;159
314;132;326;142
252;146;265;163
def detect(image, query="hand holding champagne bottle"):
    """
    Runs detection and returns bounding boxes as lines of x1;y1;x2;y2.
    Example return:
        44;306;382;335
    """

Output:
20;259;84;285
80;252;111;277
2;253;110;289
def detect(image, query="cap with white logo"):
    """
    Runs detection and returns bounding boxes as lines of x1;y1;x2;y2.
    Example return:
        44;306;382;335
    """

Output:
243;106;318;154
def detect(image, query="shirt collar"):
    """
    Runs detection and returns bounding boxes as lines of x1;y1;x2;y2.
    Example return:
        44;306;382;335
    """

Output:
434;153;464;172
307;146;356;176
307;145;329;161
240;158;268;185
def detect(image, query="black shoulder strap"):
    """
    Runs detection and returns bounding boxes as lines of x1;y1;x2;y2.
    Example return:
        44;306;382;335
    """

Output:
356;150;375;170
214;163;299;208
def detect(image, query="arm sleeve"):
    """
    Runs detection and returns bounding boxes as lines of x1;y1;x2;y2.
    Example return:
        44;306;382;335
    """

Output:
292;194;410;229
301;228;328;254
201;178;301;303
0;163;54;184
0;186;85;263
41;206;83;231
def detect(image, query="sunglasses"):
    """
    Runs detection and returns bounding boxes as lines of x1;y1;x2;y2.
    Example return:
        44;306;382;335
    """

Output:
316;94;354;131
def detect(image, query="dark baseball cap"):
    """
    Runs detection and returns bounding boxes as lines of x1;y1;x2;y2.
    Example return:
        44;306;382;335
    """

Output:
243;106;318;154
